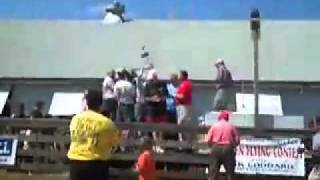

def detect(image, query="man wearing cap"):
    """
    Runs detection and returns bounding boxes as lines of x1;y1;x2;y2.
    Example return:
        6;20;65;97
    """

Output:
206;111;240;180
213;59;234;111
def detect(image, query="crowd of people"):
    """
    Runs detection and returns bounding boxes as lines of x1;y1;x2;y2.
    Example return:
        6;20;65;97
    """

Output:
100;63;193;129
76;60;236;180
0;59;237;180
101;59;234;126
68;88;239;180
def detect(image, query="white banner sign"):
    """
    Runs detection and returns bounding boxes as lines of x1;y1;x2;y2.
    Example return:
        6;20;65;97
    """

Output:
0;91;9;113
236;93;283;115
0;137;18;166
49;92;84;116
235;138;305;176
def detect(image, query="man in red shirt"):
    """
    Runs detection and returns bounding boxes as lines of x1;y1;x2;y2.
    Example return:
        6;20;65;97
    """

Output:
176;70;192;142
206;111;240;180
135;136;156;180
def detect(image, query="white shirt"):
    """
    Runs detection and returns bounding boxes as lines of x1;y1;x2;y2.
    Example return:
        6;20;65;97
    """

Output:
102;76;115;99
135;67;156;103
102;13;122;25
114;80;135;104
135;76;145;103
166;83;177;97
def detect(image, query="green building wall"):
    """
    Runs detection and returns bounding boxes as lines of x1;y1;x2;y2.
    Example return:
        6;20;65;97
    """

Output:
0;20;319;81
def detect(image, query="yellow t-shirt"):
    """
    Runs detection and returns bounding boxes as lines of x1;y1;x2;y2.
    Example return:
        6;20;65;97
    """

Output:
67;110;121;161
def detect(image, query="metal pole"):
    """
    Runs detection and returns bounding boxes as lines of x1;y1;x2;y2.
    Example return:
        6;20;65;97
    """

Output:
253;31;259;122
250;8;261;123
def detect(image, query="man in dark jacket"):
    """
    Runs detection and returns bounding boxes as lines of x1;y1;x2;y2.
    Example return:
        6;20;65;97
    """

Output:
213;59;235;111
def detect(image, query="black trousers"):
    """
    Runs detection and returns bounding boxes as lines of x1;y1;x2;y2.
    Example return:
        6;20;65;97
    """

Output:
70;160;109;180
209;144;236;180
101;98;118;121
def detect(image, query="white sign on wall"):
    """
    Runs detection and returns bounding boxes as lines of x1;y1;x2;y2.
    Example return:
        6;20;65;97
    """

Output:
236;93;283;115
0;92;9;114
49;92;84;116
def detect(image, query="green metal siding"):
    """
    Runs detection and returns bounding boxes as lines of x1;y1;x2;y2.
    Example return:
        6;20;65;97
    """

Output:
0;20;319;81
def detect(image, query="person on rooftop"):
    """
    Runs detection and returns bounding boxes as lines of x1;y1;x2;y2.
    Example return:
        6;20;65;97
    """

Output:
102;4;122;25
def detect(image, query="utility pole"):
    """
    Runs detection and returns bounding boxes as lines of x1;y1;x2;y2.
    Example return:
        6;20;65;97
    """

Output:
250;8;261;122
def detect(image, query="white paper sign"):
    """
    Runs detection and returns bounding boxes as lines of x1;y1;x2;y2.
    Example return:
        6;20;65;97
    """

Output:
0;92;9;113
236;93;283;115
49;92;84;116
0;136;18;166
235;138;305;176
313;132;320;151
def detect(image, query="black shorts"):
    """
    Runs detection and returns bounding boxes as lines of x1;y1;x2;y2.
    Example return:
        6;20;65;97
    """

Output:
101;98;117;120
70;160;109;180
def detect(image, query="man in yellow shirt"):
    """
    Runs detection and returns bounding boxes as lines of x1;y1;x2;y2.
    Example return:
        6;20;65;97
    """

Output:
68;89;121;180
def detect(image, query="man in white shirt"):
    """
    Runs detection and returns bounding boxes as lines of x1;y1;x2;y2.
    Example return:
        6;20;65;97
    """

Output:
101;70;117;120
114;70;136;122
102;4;122;25
134;63;155;122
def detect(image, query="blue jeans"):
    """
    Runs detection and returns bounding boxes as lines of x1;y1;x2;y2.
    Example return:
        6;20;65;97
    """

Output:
213;88;235;111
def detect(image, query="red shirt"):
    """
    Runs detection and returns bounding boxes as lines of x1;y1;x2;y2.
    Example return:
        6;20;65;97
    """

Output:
206;119;240;146
176;80;192;105
136;150;156;180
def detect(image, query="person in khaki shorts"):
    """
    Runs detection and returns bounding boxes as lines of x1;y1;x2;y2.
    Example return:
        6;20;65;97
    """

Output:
309;165;320;180
206;111;240;180
175;70;192;142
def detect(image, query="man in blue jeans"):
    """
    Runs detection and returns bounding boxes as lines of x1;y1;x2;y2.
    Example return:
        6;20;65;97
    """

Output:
114;70;136;122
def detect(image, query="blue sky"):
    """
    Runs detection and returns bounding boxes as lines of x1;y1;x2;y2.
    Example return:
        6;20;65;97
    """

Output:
0;0;319;20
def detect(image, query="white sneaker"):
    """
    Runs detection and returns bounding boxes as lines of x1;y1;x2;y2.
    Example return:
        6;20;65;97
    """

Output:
153;146;165;154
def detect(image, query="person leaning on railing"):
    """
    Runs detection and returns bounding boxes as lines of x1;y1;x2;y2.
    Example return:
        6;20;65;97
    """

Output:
67;89;121;180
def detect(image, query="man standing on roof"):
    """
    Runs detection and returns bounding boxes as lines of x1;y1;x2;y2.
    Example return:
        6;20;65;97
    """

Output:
213;58;235;111
206;111;240;180
102;4;122;25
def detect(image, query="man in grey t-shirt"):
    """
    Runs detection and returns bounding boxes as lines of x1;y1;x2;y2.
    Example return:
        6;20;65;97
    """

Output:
213;59;235;111
114;70;136;122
